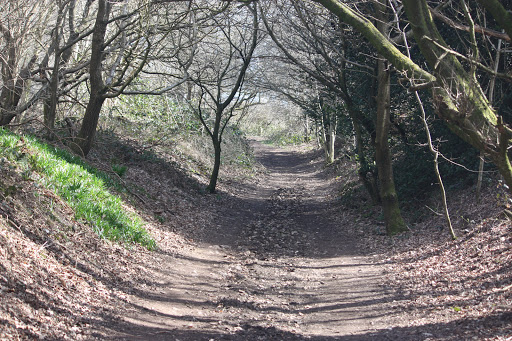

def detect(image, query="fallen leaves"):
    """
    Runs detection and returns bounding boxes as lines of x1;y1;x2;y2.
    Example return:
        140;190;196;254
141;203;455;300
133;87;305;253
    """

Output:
379;218;512;340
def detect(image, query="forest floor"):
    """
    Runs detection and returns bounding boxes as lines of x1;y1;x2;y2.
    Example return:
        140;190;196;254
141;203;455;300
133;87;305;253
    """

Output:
1;136;511;340
105;138;399;340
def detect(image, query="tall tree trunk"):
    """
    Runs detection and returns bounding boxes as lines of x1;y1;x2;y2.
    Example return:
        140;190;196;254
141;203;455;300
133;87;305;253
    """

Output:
74;94;105;155
375;58;407;235
319;109;330;162
206;105;224;193
375;0;407;235
44;1;65;137
43;54;61;137
73;0;108;156
0;59;35;126
303;114;310;142
0;23;36;126
44;0;77;138
0;23;18;126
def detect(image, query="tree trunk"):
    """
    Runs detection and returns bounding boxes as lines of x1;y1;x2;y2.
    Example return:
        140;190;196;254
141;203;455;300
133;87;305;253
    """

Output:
375;59;407;235
73;0;108;156
207;137;222;193
374;0;407;235
352;116;380;204
74;94;105;155
0;111;15;126
327;113;336;164
0;23;18;126
0;61;35;126
43;1;65;137
206;103;224;193
0;25;35;126
303;114;310;142
44;0;78;138
319;111;330;162
345;99;380;204
43;55;60;137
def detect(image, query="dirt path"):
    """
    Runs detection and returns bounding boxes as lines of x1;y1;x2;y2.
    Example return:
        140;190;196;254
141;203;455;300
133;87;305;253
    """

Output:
107;139;400;340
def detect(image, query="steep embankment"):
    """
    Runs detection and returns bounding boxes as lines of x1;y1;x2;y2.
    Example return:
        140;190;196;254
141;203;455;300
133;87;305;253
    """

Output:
1;134;510;340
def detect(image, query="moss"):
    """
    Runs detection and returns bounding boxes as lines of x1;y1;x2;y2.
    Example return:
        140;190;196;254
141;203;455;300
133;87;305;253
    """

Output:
476;0;512;41
381;190;408;235
313;0;435;82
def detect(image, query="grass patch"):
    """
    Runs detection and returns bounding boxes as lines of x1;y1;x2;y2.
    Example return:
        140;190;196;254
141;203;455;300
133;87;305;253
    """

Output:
0;128;155;249
264;134;304;146
112;163;128;177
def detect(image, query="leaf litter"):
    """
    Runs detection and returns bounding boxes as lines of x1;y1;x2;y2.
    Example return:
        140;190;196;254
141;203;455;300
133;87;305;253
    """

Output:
0;133;511;340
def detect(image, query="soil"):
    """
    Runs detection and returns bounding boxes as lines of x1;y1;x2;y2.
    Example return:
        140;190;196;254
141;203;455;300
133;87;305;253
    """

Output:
1;135;511;340
104;138;399;341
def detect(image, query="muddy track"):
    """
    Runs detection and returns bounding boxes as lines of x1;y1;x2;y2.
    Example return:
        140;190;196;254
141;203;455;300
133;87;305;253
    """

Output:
107;139;402;340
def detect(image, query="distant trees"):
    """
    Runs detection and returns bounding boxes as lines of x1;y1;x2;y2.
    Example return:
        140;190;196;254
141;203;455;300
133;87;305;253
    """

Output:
260;1;410;233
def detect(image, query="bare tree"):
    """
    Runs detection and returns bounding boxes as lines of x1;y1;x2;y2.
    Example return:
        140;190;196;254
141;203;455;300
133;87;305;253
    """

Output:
182;1;260;193
373;0;406;234
0;0;55;125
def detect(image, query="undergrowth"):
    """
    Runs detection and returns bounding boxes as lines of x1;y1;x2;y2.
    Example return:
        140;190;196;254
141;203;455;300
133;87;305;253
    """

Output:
103;95;259;178
0;128;155;249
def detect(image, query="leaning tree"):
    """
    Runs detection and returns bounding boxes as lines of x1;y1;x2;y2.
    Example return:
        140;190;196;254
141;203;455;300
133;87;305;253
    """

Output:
311;0;512;191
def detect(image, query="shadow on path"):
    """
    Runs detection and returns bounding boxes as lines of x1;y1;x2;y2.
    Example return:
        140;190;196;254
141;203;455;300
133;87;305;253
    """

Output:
104;139;403;340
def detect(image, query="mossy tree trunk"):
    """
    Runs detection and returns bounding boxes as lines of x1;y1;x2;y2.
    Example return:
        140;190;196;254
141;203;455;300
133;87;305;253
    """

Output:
312;0;512;192
401;0;512;189
375;63;406;235
374;0;407;235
